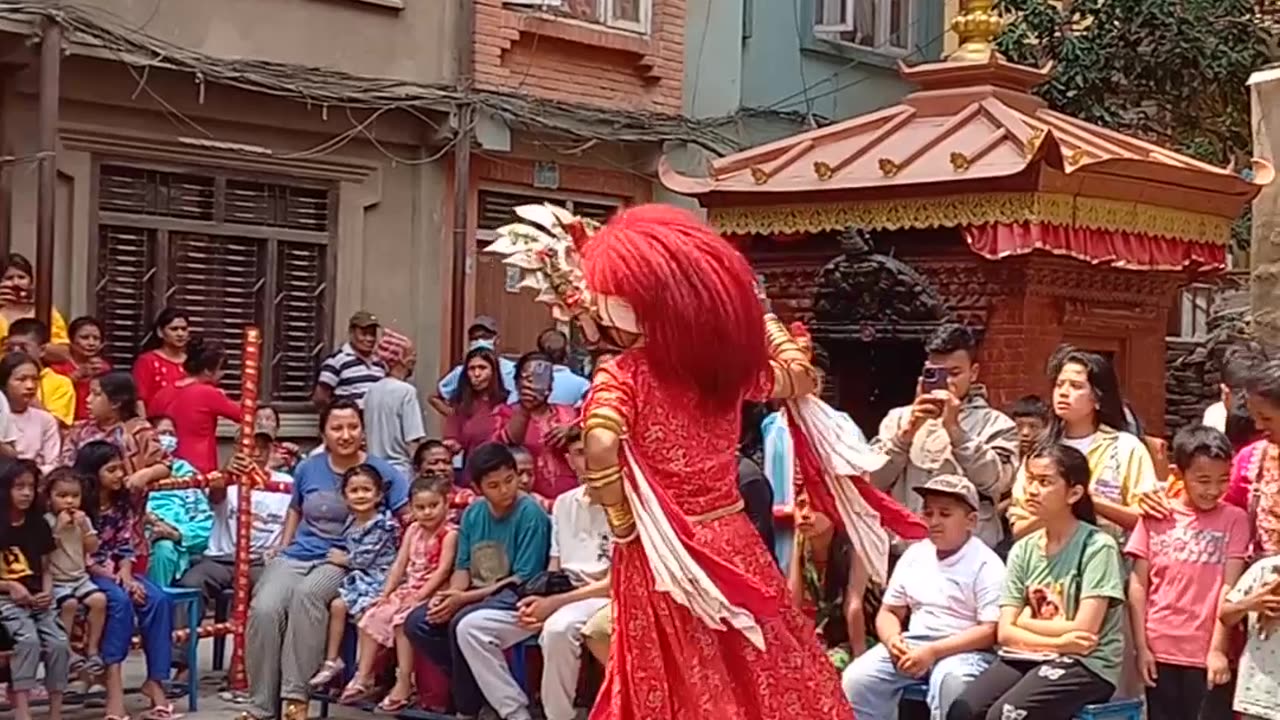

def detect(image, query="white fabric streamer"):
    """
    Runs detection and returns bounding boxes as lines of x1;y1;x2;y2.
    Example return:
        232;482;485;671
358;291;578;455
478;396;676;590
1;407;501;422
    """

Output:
782;395;896;586
621;443;767;650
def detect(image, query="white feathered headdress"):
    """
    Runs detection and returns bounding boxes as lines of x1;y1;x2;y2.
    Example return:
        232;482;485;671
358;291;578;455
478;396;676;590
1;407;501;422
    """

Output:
485;204;638;339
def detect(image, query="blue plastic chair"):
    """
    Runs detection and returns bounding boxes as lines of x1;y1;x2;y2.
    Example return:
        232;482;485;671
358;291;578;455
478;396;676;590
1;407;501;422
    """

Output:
164;586;202;712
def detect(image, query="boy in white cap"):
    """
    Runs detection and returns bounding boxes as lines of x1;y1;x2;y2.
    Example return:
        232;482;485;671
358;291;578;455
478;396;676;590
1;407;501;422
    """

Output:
842;474;1006;719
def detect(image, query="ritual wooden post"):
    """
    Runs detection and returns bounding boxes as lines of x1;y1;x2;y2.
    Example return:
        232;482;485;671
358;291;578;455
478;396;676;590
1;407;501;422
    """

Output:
228;326;262;691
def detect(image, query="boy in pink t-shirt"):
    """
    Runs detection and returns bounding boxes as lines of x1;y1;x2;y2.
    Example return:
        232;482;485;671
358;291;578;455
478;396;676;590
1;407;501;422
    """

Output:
1126;425;1251;720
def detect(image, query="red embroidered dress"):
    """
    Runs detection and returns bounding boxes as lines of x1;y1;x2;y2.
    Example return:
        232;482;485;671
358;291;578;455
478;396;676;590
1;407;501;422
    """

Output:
586;352;850;720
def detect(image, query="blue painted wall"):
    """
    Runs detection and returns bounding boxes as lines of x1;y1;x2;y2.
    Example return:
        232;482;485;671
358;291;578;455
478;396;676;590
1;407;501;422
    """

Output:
684;0;948;147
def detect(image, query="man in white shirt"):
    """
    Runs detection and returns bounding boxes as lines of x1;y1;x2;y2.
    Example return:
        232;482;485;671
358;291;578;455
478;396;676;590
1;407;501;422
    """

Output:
514;428;611;720
841;474;1005;720
176;431;294;608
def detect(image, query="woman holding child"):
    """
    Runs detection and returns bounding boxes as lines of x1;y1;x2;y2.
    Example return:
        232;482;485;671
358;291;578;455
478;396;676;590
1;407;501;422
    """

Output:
241;399;409;720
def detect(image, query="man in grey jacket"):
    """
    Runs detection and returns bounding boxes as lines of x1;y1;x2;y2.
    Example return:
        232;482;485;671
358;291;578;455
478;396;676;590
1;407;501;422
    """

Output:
870;324;1018;548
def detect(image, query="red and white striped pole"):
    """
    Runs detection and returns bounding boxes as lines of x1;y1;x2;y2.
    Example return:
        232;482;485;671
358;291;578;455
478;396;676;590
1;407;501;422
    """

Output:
228;326;262;692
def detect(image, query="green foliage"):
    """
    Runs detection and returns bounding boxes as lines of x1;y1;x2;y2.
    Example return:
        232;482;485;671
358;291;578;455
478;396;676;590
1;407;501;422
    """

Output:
994;0;1271;169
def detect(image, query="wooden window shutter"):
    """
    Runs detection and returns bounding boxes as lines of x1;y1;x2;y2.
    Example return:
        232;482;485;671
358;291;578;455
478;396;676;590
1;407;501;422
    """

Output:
164;234;266;394
271;241;329;402
95;225;157;370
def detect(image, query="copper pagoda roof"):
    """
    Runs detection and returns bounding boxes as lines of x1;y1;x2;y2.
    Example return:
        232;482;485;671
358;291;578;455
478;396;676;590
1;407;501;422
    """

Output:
660;20;1272;245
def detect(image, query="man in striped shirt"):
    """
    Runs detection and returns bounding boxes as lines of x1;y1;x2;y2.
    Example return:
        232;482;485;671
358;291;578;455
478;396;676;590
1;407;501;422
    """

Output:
312;310;386;408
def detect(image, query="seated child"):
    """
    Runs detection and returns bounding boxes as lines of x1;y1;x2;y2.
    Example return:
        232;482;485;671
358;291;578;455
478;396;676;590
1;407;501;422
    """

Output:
788;492;869;667
309;463;399;698
356;474;458;712
43;468;107;675
0;459;71;720
404;442;551;718
1127;426;1248;720
1220;553;1280;720
511;445;551;512
950;444;1127;720
842;474;1005;720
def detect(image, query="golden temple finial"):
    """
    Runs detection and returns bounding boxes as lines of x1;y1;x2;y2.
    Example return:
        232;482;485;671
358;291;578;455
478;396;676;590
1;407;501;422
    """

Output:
948;0;1004;63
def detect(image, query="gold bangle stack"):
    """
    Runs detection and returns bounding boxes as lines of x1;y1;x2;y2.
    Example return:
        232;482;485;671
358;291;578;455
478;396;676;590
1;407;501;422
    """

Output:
604;501;636;537
583;408;626;438
764;314;808;363
584;465;624;490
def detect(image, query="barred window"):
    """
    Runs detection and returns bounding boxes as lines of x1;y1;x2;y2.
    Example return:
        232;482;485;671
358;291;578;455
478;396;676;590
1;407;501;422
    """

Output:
94;162;335;408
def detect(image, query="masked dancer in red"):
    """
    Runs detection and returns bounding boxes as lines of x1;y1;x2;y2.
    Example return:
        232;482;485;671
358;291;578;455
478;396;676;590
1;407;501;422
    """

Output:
489;203;926;720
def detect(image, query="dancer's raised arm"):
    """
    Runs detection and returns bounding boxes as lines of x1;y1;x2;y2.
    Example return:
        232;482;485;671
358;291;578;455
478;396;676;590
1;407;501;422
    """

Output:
765;313;819;400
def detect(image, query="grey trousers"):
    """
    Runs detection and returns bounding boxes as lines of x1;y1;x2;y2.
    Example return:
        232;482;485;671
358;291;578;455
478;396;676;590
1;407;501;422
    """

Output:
245;557;344;718
0;596;70;692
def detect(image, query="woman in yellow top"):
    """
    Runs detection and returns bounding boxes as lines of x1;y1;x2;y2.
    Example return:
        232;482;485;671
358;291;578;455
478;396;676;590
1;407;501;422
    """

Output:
1008;349;1161;542
0;253;69;363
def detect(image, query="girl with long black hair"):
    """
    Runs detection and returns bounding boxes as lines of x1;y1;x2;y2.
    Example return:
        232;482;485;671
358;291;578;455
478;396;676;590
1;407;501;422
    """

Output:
131;308;190;411
1008;350;1159;541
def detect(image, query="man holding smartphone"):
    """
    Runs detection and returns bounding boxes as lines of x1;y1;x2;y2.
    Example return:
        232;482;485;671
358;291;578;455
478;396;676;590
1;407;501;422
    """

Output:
868;324;1019;548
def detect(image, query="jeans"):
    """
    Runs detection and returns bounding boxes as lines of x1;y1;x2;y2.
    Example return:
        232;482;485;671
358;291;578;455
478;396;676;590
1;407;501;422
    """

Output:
842;636;993;720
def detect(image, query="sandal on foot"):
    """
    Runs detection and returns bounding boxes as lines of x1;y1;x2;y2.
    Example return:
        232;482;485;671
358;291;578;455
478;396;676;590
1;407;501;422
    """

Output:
338;679;373;704
376;694;412;714
140;703;183;720
308;658;345;688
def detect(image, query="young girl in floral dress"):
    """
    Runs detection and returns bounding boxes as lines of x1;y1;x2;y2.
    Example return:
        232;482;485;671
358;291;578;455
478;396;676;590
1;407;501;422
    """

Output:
357;475;458;712
308;464;399;700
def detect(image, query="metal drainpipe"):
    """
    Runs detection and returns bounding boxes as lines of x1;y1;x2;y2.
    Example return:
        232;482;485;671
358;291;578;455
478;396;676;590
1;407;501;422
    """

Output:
448;0;477;363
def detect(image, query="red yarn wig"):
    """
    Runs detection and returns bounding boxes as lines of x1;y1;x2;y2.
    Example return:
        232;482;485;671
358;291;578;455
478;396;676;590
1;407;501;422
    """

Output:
583;204;766;412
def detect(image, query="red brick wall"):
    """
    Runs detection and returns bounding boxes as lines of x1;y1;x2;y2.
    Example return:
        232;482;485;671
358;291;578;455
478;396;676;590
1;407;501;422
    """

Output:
474;0;684;114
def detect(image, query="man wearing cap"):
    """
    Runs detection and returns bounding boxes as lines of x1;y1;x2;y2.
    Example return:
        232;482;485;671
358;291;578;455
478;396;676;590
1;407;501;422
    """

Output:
842;474;1005;720
429;315;518;416
313;311;387;408
363;330;427;478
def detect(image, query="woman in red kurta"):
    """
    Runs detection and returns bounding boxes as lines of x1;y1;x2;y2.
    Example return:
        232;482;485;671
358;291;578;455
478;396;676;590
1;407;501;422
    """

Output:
148;337;240;474
442;345;507;484
48;315;112;421
132;307;190;412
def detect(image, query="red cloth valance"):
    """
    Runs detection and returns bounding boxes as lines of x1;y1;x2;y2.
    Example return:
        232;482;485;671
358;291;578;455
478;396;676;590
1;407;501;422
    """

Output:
964;222;1226;271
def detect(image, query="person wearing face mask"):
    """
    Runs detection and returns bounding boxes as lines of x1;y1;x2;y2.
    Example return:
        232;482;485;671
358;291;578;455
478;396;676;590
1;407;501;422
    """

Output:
147;337;241;475
313;311;386;410
142;415;212;587
429;315;518;417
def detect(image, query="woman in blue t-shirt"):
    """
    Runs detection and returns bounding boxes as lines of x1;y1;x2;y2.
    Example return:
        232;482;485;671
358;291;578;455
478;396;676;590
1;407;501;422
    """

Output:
238;399;409;720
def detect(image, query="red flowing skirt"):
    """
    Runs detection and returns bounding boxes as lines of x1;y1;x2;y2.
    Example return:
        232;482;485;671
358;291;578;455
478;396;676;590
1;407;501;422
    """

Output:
589;512;853;720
